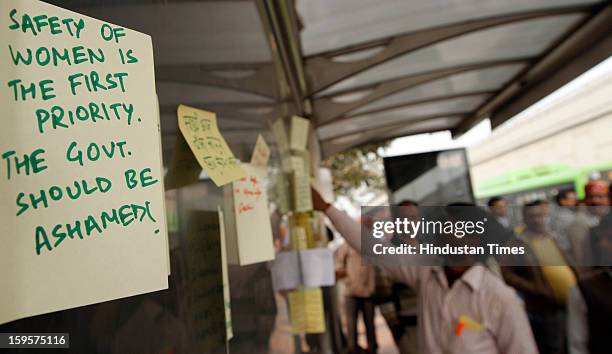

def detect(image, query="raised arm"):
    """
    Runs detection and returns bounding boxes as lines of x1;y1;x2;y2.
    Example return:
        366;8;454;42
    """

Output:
312;187;422;288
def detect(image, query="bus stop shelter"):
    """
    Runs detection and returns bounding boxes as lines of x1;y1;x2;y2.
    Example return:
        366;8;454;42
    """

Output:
8;1;612;353
56;0;612;161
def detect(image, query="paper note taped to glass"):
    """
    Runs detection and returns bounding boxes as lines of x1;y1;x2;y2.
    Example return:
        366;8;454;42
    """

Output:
288;288;326;334
223;163;275;265
271;248;335;291
0;0;169;325
177;104;246;186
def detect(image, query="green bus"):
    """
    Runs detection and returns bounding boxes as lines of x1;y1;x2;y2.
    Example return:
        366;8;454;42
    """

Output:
475;162;612;205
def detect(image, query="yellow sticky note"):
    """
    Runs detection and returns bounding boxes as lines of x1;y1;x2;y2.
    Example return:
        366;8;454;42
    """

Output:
271;118;289;152
275;173;290;214
288;290;306;332
290;116;310;151
177;104;245;186
288;288;325;334
289;156;305;174
291;213;315;248
250;134;270;167
292;172;313;212
290;226;308;251
301;287;326;333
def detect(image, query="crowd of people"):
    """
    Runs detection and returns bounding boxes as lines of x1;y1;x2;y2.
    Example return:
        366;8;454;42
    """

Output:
319;180;612;354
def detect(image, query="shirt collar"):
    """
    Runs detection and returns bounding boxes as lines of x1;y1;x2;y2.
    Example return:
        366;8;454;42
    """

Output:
461;264;485;291
431;264;485;292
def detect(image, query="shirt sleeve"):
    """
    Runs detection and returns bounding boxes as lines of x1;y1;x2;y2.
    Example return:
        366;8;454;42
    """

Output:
325;205;422;289
568;285;588;354
496;293;539;354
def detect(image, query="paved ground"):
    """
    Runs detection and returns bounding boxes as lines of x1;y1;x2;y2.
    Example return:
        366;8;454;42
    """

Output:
268;293;399;354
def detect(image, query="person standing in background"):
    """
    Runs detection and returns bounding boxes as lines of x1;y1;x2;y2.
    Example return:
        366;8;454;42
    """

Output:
336;238;378;353
557;189;578;208
567;213;612;354
566;181;609;266
488;197;512;230
502;200;576;354
551;189;578;258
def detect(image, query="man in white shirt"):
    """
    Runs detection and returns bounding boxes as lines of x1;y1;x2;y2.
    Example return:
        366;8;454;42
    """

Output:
312;188;538;354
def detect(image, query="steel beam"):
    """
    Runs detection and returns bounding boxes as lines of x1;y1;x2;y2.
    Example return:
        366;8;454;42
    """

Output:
320;112;469;141
313;58;531;125
321;117;463;157
454;3;612;136
336;91;494;120
256;0;307;115
305;5;594;95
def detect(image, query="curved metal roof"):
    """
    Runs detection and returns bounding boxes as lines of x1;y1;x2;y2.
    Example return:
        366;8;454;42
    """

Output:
54;0;612;159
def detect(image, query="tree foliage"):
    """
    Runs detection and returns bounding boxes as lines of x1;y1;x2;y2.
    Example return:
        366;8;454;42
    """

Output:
323;142;389;200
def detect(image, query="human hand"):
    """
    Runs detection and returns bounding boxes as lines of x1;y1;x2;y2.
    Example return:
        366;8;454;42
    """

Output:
311;186;331;212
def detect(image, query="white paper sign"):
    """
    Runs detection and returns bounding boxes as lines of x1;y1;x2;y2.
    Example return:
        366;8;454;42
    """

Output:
224;163;275;265
300;248;335;287
290;116;310;151
271;248;335;291
0;0;168;324
271;251;300;291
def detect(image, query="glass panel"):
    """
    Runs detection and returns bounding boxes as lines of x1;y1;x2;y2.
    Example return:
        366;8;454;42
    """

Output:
319;14;584;96
1;2;292;353
351;64;525;114
319;95;489;140
298;0;599;55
